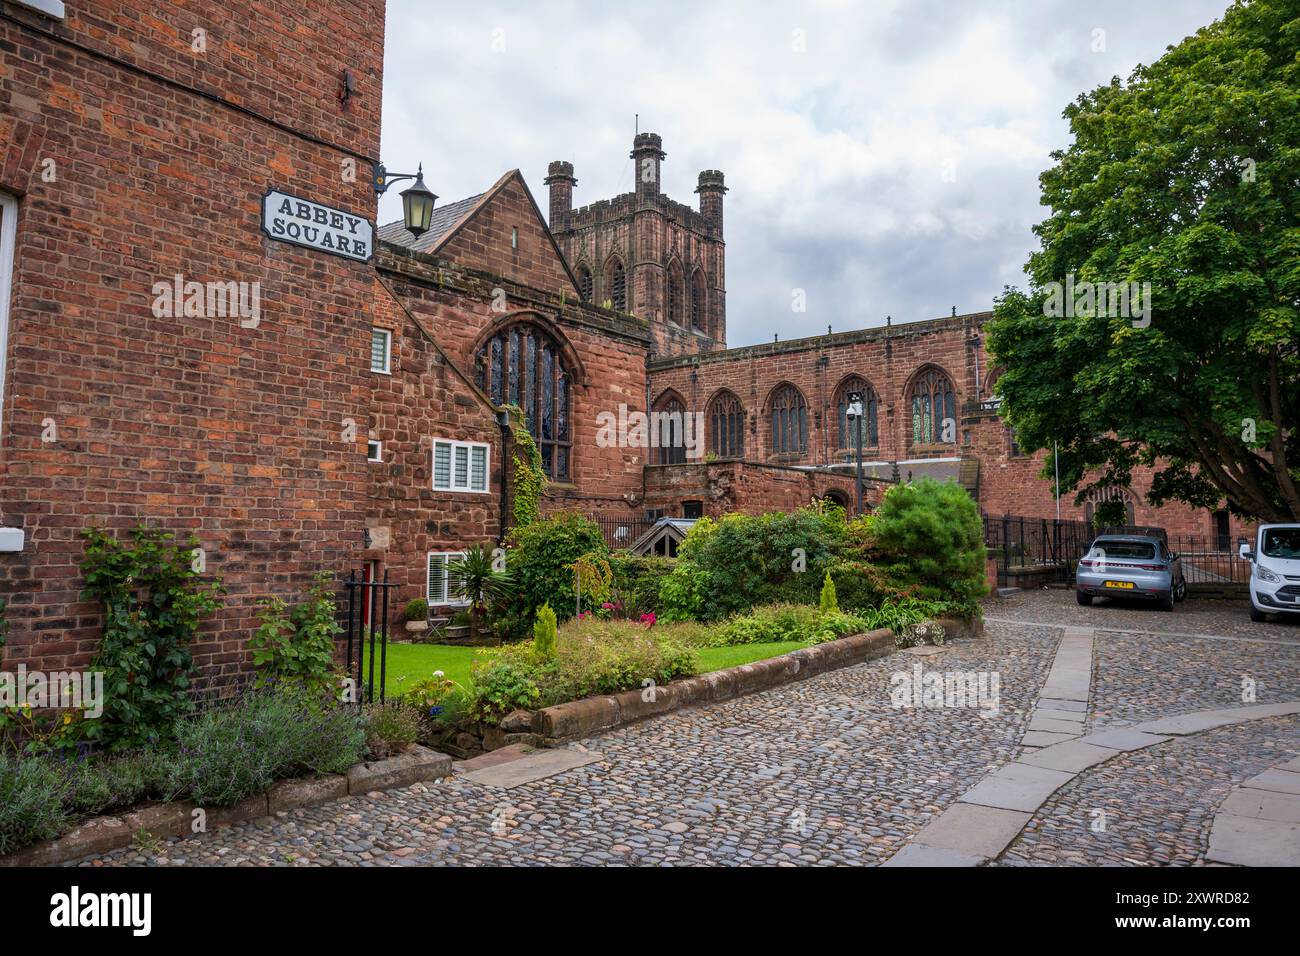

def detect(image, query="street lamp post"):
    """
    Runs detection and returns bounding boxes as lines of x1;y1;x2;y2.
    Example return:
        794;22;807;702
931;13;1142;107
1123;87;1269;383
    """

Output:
846;391;865;515
373;162;438;237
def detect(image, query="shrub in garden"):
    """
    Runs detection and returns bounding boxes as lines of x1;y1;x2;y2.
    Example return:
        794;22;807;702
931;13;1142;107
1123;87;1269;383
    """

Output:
497;511;607;637
819;570;838;613
0;754;69;855
659;506;846;621
248;572;344;700
533;603;558;659
608;554;675;618
448;543;516;635
868;478;988;610
545;619;698;704
403;599;429;622
363;702;421;759
80;526;225;752
468;651;542;721
171;687;365;806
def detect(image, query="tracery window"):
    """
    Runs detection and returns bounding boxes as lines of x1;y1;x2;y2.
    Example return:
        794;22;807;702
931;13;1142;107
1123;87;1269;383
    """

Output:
476;323;571;480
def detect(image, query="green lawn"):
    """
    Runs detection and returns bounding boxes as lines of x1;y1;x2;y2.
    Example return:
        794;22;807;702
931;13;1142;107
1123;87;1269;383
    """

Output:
374;639;808;698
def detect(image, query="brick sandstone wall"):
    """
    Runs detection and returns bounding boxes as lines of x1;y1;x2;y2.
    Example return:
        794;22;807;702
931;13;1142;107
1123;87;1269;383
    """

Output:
366;280;504;615
0;1;386;690
648;314;987;468
643;461;871;520
376;244;650;525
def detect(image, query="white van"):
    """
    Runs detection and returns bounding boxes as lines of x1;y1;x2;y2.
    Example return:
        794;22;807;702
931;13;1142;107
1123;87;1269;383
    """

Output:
1239;524;1300;622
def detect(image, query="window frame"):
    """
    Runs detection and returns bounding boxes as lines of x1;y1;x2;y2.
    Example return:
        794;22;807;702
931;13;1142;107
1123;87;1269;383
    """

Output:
366;440;383;462
370;327;392;375
0;193;16;448
431;438;491;493
427;551;471;607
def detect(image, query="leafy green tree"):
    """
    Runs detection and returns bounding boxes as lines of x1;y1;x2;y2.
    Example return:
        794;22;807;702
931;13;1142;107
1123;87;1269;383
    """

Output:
497;512;607;637
988;0;1300;520
448;543;516;636
870;478;988;607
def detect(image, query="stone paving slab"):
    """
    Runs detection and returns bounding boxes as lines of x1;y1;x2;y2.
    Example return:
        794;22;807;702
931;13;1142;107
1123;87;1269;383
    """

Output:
1027;716;1086;735
1076;729;1170;751
1279;756;1300;773
913;803;1032;858
1034;708;1087;721
1022;730;1076;747
1206;814;1300;867
1019;740;1118;773
1135;702;1300;736
458;748;604;790
1038;698;1087;713
453;743;536;773
958;763;1073;813
1245;768;1300;795
1219;788;1300;824
880;844;986;867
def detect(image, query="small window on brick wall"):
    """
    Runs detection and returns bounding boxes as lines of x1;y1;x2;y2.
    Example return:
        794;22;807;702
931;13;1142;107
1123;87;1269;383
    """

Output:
370;328;392;374
367;440;383;462
428;551;470;606
432;439;489;492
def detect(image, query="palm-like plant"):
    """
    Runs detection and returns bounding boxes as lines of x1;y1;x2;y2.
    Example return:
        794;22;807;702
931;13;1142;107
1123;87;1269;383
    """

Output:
447;544;516;635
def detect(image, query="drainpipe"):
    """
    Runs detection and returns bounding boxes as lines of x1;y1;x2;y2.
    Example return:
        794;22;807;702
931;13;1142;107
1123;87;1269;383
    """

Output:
495;407;512;545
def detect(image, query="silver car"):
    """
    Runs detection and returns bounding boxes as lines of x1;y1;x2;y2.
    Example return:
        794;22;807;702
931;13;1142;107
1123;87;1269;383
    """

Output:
1075;534;1186;611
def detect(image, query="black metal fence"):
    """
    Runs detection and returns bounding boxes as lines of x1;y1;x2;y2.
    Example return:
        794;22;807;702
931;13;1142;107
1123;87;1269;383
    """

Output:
589;514;655;550
342;569;398;704
983;515;1252;587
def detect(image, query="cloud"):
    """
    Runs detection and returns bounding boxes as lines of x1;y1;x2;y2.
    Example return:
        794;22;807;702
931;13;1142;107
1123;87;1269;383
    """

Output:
380;0;1230;346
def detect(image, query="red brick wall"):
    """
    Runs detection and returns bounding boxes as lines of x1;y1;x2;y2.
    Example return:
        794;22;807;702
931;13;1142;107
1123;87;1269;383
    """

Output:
643;461;871;520
0;1;386;690
366;280;505;617
435;173;577;300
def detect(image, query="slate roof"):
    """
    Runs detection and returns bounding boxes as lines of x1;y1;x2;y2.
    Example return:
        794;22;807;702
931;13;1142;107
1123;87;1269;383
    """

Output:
377;191;485;254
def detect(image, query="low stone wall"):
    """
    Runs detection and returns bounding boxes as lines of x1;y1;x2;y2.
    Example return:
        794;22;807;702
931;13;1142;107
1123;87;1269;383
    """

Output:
448;616;982;750
0;745;452;868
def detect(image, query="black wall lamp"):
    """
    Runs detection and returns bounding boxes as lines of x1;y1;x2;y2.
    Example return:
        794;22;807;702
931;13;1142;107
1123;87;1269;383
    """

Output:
373;162;438;237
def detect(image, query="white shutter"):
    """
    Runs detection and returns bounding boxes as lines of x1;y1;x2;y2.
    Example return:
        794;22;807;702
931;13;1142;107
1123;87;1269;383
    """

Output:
470;445;488;491
433;442;451;489
445;551;467;605
427;553;447;604
453;444;469;489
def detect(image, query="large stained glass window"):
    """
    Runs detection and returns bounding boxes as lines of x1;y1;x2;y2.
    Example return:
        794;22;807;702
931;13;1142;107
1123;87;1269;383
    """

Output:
476;323;571;480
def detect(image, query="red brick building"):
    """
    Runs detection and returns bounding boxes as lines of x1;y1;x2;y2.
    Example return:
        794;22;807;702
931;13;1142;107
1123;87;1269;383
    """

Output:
0;2;1249;691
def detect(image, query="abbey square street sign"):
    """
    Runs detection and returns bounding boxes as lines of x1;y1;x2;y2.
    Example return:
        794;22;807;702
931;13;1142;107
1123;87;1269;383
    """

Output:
261;189;374;263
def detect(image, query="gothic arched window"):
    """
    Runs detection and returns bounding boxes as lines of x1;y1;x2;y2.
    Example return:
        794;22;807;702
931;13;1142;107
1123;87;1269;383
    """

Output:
708;390;744;459
666;260;684;326
653;393;687;465
909;367;955;446
476;323;571;480
576;265;593;302
769;384;808;457
605;257;626;312
691;270;707;333
834;376;879;451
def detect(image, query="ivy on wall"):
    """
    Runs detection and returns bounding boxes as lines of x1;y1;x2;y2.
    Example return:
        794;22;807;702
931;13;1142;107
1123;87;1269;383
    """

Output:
506;405;545;530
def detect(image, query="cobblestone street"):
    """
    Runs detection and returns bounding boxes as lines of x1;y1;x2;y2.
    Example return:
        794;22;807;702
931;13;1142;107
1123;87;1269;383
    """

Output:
74;593;1300;867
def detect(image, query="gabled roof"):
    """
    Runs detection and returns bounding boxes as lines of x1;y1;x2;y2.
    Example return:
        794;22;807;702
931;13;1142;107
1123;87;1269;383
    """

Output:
629;518;697;557
377;169;580;295
377;192;484;254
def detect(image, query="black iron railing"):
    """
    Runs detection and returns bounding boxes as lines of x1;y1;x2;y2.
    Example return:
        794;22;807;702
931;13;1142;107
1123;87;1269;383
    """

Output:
342;568;398;704
589;514;655;550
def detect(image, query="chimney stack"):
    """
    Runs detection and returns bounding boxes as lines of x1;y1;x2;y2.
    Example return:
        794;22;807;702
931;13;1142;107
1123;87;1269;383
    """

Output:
696;169;727;235
544;160;576;225
631;133;666;199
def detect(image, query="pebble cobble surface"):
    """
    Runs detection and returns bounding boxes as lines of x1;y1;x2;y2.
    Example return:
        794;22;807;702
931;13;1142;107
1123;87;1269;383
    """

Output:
989;588;1300;644
75;621;1057;867
997;715;1299;866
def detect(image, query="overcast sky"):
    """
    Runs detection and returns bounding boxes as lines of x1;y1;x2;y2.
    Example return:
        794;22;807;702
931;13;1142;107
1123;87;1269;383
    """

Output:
379;0;1231;347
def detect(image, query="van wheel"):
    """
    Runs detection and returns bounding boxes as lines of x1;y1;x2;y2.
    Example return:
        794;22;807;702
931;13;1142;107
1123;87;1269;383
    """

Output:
1249;605;1267;623
1076;591;1091;606
1174;576;1187;602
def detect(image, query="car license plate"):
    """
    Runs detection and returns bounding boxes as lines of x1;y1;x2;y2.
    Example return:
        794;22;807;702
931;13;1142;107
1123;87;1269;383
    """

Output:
1104;581;1134;589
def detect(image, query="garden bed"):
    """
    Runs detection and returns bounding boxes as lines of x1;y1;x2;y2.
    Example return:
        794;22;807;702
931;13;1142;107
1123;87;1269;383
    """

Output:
0;745;451;867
